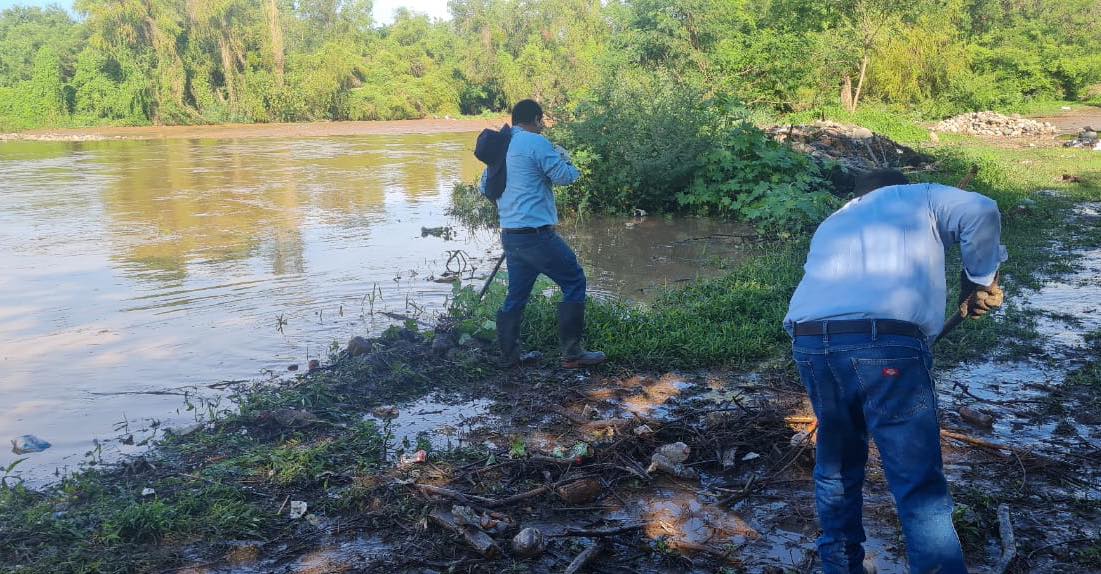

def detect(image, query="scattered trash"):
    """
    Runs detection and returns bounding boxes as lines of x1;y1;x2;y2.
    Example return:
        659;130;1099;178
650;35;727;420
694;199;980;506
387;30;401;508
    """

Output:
1064;126;1099;150
512;527;546;557
557;478;603;504
633;424;654;437
452;505;512;535
790;431;813;447
766;121;930;175
742;452;761;461
648;444;698;479
656;442;690;463
307;359;320;372
141;487;156;497
372;406;399;420
289;500;308;519
959;406;995;429
934;112;1057;137
429;507;500;557
400;450;428;465
287;363;299;371
552;442;592;463
11;435;51;454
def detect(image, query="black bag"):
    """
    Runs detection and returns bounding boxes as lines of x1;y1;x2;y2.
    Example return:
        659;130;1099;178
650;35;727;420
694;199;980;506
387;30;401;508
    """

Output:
474;123;512;201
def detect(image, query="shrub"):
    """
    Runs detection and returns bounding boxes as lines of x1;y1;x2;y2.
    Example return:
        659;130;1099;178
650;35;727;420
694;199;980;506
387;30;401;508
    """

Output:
677;122;835;233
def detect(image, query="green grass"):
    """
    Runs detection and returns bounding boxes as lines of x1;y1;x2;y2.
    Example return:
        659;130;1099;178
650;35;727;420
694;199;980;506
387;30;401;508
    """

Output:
451;240;806;369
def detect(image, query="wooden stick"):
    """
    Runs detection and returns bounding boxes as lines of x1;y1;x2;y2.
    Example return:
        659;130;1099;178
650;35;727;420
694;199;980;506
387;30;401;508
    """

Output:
483;484;550;508
416;483;497;506
564;541;604;574
939;429;1018;455
477;253;506;302
552;524;643;538
993;504;1016;574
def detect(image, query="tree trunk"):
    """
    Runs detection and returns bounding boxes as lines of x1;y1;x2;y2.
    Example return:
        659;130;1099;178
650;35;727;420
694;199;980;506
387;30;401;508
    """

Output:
841;74;854;112
218;34;237;107
853;52;869;112
267;0;285;85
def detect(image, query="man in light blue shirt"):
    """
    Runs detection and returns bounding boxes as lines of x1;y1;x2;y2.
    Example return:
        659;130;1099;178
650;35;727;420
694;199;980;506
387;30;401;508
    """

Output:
486;100;605;369
785;170;1006;574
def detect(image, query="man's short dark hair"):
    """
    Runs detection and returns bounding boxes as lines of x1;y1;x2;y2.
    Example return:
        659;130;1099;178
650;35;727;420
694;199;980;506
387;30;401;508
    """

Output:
853;169;910;197
511;100;543;125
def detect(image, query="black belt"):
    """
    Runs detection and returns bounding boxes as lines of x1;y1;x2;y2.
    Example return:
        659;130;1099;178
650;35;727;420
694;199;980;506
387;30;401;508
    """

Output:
793;319;924;339
502;225;555;234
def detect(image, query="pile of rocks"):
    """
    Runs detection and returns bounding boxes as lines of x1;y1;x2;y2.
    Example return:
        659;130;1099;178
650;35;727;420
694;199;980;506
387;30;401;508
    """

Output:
933;111;1057;137
766;121;931;174
1064;126;1100;151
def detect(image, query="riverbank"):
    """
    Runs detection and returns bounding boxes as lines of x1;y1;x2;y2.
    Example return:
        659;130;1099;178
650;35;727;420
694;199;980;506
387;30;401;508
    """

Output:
2;116;1099;573
0;117;507;142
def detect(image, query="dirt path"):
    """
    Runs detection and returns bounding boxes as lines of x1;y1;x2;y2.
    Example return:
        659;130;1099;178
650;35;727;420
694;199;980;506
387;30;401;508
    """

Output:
1032;105;1101;134
0;117;507;142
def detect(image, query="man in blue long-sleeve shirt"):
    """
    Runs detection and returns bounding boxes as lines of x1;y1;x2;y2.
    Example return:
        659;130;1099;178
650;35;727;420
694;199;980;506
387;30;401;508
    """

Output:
785;170;1006;574
487;100;605;369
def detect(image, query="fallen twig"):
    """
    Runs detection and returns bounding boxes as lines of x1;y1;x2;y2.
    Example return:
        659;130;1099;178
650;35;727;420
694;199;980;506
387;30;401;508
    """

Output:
483;484;551;508
553;524;643;538
416;483;497;506
993;504;1016;574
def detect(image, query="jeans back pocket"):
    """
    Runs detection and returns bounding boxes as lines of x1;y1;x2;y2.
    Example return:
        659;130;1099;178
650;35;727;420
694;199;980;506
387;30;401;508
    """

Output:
851;356;934;423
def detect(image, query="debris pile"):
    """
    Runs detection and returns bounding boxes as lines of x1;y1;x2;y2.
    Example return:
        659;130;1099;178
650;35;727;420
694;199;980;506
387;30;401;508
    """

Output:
933;112;1057;137
1064;126;1100;150
766;121;931;174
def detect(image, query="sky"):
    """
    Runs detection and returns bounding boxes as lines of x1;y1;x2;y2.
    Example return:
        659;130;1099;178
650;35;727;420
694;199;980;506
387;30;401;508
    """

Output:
0;0;452;25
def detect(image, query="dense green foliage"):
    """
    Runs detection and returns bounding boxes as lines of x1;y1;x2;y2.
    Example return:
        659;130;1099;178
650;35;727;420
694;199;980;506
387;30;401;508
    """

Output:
1;0;1098;131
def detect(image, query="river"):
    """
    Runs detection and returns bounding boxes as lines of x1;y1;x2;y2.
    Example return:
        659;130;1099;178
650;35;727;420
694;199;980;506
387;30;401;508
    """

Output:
0;130;751;483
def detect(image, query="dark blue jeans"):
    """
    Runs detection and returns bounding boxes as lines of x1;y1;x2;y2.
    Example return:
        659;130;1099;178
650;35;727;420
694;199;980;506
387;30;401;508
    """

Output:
792;329;967;574
500;229;586;313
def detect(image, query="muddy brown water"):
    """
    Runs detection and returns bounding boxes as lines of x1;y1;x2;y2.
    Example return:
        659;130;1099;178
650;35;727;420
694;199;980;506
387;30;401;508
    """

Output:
0;132;752;483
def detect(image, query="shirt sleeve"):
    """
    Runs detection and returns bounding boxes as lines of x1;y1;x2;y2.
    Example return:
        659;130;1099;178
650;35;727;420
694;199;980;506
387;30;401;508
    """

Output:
928;184;1008;286
534;137;580;186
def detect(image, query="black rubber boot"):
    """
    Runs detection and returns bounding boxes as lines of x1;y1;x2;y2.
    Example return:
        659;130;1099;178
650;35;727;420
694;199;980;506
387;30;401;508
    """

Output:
496;309;542;368
558;301;606;368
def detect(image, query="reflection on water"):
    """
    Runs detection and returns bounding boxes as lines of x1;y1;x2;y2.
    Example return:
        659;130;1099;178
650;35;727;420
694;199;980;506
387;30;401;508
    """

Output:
0;134;752;482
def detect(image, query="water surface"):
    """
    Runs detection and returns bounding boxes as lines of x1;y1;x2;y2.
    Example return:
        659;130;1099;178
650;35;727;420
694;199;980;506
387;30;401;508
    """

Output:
0;133;751;482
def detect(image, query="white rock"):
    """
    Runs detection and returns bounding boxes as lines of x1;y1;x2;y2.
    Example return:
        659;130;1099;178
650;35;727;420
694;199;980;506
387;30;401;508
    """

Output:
289;500;307;519
742;452;760;461
141;487;156;497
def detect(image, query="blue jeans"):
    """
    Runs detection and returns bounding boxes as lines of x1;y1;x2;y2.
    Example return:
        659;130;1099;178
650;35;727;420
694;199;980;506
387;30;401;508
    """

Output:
792;329;967;574
500;229;586;313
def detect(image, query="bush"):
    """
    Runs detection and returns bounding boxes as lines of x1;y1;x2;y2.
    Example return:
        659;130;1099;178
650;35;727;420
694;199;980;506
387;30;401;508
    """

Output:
550;70;719;214
677;121;835;233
